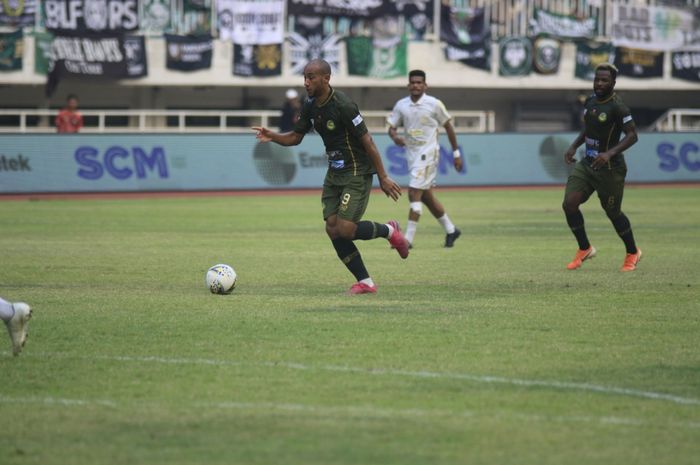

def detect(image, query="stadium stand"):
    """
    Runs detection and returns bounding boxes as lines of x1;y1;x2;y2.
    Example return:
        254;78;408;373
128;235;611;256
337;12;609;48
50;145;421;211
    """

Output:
0;0;698;133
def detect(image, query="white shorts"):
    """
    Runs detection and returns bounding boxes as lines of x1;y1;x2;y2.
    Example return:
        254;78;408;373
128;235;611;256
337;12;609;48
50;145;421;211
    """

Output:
408;162;438;190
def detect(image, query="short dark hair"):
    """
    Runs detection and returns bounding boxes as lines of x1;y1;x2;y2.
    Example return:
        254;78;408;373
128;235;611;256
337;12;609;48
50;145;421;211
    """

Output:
66;93;78;101
409;69;426;81
595;63;618;80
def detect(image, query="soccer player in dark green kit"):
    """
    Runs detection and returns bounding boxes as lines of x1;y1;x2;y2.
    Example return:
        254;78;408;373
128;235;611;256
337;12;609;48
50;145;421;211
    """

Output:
253;59;410;294
562;63;642;272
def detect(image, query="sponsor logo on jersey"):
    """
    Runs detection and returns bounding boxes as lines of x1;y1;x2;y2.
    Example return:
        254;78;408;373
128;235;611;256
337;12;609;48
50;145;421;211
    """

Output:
598;112;607;122
326;120;335;130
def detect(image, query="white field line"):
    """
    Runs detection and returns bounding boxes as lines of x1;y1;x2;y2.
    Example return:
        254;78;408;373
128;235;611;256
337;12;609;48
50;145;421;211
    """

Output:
1;395;699;430
18;351;700;407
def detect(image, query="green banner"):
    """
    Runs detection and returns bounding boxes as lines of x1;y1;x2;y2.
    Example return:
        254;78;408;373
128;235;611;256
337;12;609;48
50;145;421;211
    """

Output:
575;41;615;81
33;31;52;75
0;29;22;71
499;37;532;76
346;35;406;79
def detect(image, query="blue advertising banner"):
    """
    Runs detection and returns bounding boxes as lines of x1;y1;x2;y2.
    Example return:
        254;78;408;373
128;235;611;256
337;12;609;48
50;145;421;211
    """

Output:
0;133;698;193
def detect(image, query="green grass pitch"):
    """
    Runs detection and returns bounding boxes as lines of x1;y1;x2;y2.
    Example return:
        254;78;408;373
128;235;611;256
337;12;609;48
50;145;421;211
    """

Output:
1;186;699;465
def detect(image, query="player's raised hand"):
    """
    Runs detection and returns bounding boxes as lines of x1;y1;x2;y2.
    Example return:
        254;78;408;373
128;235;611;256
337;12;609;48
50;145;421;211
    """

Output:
252;126;272;142
378;175;402;201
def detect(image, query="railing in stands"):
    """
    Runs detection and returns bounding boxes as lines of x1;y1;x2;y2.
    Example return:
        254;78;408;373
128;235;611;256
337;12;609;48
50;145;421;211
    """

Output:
652;109;700;132
0;109;496;134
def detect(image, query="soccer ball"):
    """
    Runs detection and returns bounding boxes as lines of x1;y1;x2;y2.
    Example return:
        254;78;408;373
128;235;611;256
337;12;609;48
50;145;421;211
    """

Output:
205;264;237;294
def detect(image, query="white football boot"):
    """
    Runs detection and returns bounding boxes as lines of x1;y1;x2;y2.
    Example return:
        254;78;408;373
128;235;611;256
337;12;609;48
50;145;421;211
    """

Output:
5;302;32;356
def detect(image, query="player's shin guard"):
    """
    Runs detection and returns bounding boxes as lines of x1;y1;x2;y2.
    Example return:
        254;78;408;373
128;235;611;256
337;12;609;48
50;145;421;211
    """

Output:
331;238;369;281
611;213;637;254
565;210;591;251
353;221;390;240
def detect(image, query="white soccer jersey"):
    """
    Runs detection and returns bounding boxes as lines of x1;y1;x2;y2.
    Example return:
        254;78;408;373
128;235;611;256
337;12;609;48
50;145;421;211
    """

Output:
387;94;452;167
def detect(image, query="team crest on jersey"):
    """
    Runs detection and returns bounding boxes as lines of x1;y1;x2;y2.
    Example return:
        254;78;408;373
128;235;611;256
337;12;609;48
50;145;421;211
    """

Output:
326;120;336;130
598;112;607;122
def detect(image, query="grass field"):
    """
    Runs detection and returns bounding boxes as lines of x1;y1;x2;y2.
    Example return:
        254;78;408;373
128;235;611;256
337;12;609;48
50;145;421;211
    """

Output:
1;186;699;465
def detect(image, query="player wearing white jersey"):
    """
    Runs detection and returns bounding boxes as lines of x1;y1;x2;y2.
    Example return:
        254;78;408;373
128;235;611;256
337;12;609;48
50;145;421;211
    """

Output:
387;69;463;248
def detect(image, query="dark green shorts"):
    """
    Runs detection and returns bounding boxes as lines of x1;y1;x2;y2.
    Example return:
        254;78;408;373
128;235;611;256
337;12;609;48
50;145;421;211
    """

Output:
565;158;627;216
322;172;373;222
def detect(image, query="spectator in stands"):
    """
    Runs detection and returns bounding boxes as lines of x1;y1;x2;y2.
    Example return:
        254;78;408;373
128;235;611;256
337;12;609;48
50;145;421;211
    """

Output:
562;63;641;272
279;88;301;132
55;94;83;133
387;69;463;249
0;296;32;356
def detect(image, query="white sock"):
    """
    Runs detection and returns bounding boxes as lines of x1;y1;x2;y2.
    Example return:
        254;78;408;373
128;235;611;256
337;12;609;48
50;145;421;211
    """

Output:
438;214;456;234
405;220;418;244
385;223;395;238
0;298;15;322
360;277;375;287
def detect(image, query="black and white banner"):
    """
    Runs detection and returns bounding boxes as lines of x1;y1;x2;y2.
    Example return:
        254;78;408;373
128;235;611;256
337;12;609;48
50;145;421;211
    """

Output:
50;34;146;77
443;40;490;71
0;0;37;27
440;5;490;45
287;32;340;75
288;0;386;18
44;0;139;35
672;50;700;83
221;0;284;45
165;34;213;71
614;47;663;78
233;43;282;77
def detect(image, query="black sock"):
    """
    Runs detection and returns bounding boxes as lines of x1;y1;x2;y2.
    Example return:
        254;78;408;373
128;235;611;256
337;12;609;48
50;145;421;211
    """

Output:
354;221;390;240
565;210;591;250
611;213;637;254
331;238;369;281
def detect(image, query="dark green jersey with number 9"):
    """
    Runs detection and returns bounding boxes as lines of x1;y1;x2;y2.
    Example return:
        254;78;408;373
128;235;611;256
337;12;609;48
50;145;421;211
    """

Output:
293;88;376;176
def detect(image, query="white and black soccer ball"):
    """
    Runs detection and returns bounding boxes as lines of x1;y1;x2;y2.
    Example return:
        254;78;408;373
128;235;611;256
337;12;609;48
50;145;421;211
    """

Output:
205;264;237;294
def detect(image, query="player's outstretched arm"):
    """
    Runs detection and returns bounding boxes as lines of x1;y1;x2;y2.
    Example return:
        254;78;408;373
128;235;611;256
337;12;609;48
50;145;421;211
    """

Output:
252;127;304;146
360;132;402;201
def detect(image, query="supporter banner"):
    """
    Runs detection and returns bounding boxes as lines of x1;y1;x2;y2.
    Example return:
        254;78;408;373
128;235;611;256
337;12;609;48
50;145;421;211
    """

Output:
346;34;406;79
529;8;597;40
233;43;282;77
440;5;489;45
1;133;697;193
288;32;340;75
0;29;22;71
575;41;615;80
123;34;147;77
443;40;490;71
216;0;234;40
176;0;211;35
292;14;324;37
34;32;53;75
44;0;139;34
396;0;433;40
614;47;663;78
499;37;532;76
610;2;699;51
228;0;284;45
49;34;147;78
533;36;561;75
139;0;173;33
287;0;386;18
0;0;37;27
672;50;700;82
165;34;213;71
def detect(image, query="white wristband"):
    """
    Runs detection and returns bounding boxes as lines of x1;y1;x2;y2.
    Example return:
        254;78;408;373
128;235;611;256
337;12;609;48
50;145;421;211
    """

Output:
453;149;461;159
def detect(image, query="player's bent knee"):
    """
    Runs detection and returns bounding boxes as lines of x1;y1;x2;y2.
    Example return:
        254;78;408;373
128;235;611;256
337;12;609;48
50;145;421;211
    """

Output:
410;201;422;215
